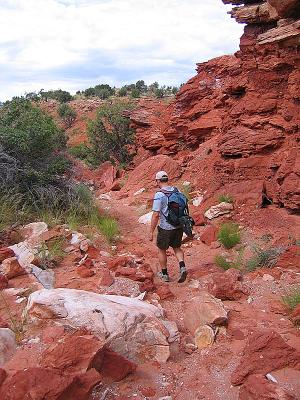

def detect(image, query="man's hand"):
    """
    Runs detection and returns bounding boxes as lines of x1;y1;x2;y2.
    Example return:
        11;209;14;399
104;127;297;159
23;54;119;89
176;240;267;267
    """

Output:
149;231;154;242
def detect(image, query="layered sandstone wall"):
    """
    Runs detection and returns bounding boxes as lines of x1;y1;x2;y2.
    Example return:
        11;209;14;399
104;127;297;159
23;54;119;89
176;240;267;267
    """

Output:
129;0;300;211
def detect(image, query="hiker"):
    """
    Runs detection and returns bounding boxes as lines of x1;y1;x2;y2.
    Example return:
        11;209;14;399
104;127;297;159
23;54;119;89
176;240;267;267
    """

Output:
149;171;194;283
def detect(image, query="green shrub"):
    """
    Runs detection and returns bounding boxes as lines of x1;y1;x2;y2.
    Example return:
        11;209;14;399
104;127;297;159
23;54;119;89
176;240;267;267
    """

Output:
215;255;242;271
155;88;165;98
40;89;72;103
58;103;77;128
88;100;135;165
89;212;119;243
282;286;300;310
0;98;66;166
215;255;237;270
246;245;285;271
118;87;128;97
218;194;234;204
37;237;66;269
69;143;92;161
130;88;140;98
215;248;244;270
218;222;241;249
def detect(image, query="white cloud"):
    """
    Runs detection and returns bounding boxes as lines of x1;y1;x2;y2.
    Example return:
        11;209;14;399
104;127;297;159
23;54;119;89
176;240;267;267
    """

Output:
0;0;243;100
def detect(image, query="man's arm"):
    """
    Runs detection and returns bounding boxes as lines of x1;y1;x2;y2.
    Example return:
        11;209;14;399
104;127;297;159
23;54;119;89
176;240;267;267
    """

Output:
149;194;162;241
149;211;159;241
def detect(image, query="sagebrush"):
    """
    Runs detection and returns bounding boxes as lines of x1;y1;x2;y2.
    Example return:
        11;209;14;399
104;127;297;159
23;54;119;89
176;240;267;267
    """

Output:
218;222;241;249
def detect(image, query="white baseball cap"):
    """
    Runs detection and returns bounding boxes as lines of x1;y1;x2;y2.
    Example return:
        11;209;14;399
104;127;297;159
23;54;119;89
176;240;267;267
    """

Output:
155;171;168;180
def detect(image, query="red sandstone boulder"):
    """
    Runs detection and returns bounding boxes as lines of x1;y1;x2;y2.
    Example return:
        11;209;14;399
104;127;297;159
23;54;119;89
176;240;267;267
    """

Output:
0;318;9;328
156;285;174;300
76;265;95;278
94;161;117;189
98;347;137;382
41;331;136;382
239;374;296;400
200;225;218;246
0;367;100;400
275;246;300;272
231;330;300;385
98;269;114;287
139;279;156;293
107;255;133;270
193;211;206;226
0;248;14;263
189;263;222;279
0;257;26;280
0;368;7;386
0;274;8;290
208;268;248;300
41;332;105;374
122;154;182;194
219;126;284;157
268;0;299;18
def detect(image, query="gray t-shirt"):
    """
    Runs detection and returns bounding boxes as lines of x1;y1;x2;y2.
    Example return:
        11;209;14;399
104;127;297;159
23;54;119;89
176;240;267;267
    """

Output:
152;186;176;230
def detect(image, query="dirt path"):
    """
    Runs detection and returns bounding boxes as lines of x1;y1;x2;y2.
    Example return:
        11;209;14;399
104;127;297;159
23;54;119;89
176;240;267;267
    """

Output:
96;194;300;400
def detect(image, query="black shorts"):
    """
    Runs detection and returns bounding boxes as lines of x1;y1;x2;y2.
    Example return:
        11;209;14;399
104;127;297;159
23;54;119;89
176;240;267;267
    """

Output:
157;226;183;250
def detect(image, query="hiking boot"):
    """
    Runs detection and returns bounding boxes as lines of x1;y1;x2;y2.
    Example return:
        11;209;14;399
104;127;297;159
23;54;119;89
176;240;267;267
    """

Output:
157;271;170;282
178;267;187;283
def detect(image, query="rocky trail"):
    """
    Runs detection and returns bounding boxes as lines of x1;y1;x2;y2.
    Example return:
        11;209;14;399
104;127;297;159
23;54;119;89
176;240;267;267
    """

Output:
1;187;299;400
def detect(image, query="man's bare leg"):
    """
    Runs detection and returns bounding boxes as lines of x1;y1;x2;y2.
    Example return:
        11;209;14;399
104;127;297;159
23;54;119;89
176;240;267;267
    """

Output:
173;247;184;263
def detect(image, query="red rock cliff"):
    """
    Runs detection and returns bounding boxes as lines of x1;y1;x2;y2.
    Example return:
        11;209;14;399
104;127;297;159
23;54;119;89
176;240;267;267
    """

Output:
130;0;300;212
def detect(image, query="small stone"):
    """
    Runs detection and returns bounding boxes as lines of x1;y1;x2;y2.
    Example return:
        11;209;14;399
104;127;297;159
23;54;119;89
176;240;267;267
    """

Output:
262;274;275;282
0;328;17;366
134;188;146;196
0;257;26;280
194;325;215;349
138;212;153;225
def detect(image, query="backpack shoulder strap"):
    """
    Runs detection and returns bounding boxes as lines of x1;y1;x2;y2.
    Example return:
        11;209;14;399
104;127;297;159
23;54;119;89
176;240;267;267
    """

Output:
159;188;174;198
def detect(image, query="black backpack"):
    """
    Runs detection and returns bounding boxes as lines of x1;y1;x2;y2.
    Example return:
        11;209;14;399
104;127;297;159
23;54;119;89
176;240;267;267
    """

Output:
161;188;195;237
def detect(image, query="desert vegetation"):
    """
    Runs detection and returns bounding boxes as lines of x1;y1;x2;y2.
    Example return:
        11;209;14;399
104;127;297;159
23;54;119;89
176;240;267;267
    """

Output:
87;100;135;166
217;222;241;249
0;97;118;241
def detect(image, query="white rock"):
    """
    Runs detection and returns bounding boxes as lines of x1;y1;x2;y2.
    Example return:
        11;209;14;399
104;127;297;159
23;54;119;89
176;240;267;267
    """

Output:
31;265;55;289
192;195;204;207
19;222;48;245
161;320;180;343
262;274;275;282
70;232;85;245
182;181;191;187
138;211;153;225
9;241;36;273
98;193;111;201
100;251;111;257
204;202;234;220
133;188;146;196
266;373;278;383
26;288;177;363
0;328;16;367
9;222;48;273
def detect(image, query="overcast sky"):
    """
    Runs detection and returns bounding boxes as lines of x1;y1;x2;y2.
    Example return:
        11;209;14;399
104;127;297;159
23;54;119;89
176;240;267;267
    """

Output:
0;0;243;101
